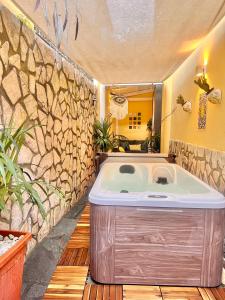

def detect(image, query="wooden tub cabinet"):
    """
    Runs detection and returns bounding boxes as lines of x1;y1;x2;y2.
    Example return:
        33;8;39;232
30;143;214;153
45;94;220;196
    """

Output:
90;204;225;287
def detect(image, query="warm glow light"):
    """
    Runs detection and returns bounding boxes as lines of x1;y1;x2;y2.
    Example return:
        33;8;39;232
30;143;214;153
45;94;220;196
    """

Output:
93;79;99;87
195;64;207;77
179;38;203;53
203;51;209;66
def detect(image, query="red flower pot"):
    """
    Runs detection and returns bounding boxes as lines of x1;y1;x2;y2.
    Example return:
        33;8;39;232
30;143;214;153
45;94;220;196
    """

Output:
0;230;31;300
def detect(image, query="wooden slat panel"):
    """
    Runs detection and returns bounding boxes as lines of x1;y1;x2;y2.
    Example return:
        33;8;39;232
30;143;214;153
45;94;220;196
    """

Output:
44;266;88;300
161;286;203;299
198;288;211;300
83;284;123;300
90;204;116;283
43;204;225;300
58;248;90;266
210;288;225;300
116;207;204;230
161;287;201;296
200;210;225;286
115;246;201;285
67;236;90;248
123;285;162;300
113;207;204;285
116;207;204;247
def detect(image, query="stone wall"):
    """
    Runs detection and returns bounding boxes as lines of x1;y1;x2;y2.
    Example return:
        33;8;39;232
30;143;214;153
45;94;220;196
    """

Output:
169;139;225;195
0;7;96;252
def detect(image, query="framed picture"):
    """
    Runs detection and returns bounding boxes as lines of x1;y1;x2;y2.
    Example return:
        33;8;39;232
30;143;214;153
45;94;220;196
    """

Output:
128;112;142;129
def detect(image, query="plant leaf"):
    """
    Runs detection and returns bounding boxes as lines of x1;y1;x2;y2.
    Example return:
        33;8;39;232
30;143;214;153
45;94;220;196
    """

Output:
74;15;79;40
34;0;41;11
63;0;68;31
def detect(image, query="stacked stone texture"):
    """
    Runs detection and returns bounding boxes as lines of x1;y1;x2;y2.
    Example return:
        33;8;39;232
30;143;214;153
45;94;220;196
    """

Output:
170;140;225;195
0;8;96;252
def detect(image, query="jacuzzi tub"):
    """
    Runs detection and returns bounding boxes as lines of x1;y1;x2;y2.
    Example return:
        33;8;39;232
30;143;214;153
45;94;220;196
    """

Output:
89;162;225;286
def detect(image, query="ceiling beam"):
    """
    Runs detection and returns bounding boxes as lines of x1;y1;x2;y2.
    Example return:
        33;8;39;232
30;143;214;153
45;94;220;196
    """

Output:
122;88;154;97
128;98;152;102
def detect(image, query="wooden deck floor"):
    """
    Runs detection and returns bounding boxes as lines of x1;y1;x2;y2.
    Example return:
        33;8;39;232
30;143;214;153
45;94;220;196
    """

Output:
44;205;225;300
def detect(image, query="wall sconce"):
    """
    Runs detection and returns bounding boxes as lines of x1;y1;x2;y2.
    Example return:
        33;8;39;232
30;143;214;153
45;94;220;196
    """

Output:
194;65;214;95
176;95;192;112
194;65;222;104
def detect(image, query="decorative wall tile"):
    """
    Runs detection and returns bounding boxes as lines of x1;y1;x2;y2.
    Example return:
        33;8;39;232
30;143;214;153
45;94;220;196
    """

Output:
170;139;225;195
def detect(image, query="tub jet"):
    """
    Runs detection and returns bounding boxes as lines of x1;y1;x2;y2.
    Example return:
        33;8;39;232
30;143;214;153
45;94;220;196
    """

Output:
119;165;135;174
157;177;168;184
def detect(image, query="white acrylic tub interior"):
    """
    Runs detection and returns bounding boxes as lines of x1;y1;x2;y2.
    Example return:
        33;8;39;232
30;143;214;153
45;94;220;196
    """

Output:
89;162;225;208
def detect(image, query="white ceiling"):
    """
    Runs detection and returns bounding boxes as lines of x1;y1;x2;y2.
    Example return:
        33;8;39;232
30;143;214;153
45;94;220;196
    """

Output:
12;0;225;84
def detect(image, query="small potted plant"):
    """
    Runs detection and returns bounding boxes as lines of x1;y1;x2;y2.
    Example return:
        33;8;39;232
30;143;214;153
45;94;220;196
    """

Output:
0;118;63;299
176;94;192;112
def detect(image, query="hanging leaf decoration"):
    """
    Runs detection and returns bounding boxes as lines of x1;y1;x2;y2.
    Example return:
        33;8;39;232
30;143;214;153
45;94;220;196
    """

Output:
43;0;50;25
57;17;64;48
34;0;41;11
53;2;63;48
75;15;79;40
63;0;68;31
53;3;58;41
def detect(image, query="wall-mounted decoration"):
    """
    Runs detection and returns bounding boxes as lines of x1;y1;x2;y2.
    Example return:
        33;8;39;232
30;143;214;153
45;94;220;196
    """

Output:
207;88;222;104
129;112;142;129
198;93;207;129
176;95;192;112
110;94;128;120
194;74;214;95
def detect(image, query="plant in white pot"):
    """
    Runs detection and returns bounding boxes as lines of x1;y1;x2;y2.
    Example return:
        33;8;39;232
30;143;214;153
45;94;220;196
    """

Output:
0;118;63;300
176;94;192;113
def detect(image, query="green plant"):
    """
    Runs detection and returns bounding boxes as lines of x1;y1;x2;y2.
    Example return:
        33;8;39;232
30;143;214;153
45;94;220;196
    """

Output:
147;118;152;132
93;117;113;152
0;119;63;218
151;133;161;152
176;94;185;105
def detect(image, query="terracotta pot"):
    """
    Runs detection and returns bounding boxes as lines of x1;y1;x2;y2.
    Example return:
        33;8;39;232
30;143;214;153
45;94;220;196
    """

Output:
0;230;31;300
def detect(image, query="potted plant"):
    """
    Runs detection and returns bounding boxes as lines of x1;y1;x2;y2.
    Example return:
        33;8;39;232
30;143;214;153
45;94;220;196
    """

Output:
93;117;113;153
0;118;63;300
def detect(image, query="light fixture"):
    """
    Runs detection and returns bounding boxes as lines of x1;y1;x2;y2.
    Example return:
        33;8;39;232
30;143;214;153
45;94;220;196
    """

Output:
195;64;207;77
194;63;214;94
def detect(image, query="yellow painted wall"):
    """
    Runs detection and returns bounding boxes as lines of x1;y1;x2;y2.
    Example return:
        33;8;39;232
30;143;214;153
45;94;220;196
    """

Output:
113;100;152;140
161;15;225;153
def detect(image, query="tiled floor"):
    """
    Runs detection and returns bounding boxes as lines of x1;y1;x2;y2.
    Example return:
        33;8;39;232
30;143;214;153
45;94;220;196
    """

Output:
44;205;225;300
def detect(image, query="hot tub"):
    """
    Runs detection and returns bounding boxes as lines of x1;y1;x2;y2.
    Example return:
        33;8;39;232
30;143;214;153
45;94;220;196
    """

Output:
89;162;225;286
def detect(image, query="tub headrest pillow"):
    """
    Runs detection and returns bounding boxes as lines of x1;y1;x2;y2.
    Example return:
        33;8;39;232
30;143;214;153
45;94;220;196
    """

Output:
119;165;135;174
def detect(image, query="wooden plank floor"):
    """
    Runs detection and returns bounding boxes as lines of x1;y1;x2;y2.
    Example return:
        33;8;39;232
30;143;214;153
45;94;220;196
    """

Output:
44;205;225;300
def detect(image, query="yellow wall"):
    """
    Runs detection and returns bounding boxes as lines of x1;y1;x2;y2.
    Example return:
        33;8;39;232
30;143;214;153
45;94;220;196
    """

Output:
161;15;225;153
114;100;152;140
